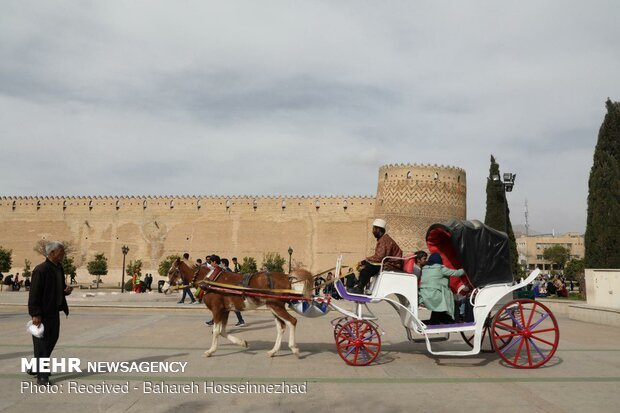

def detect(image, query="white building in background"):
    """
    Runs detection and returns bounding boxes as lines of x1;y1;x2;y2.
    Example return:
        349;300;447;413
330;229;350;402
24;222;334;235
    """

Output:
517;233;585;273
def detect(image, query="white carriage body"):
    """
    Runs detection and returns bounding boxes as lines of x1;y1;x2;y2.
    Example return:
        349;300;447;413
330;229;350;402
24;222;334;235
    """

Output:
328;255;541;357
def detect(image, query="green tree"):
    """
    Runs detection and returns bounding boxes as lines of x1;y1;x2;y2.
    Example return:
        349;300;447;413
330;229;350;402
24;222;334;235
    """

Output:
484;155;518;278
484;155;505;229
239;257;257;273
585;99;620;271
22;259;32;278
127;260;143;277
124;279;134;292
564;258;585;281
158;254;180;277
87;253;108;288
61;256;77;279
0;246;12;273
262;252;286;272
542;245;571;270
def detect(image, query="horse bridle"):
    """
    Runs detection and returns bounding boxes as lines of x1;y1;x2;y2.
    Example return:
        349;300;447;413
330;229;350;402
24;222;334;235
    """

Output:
191;267;201;286
168;263;183;287
169;261;203;289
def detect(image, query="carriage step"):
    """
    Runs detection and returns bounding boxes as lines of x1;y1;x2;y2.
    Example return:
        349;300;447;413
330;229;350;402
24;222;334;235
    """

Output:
405;327;449;342
411;334;449;343
424;322;476;334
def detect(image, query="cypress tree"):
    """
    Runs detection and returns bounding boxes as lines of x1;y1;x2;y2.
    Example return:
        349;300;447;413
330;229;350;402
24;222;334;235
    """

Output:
484;155;519;278
585;99;620;269
484;156;505;229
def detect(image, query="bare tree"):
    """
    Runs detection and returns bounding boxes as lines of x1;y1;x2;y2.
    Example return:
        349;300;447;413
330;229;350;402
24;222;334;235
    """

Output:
33;240;76;256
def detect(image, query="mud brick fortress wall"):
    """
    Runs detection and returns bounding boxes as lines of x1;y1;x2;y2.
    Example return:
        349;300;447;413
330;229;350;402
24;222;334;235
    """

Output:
0;164;466;282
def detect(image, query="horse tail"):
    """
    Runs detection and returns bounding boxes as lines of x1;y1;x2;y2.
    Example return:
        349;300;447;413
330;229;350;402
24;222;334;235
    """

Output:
289;269;314;299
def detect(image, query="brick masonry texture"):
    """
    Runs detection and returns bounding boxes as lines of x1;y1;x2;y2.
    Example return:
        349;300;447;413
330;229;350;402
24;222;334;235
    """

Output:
0;164;466;281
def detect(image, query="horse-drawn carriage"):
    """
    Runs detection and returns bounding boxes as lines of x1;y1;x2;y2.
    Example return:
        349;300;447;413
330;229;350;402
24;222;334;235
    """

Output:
167;219;559;369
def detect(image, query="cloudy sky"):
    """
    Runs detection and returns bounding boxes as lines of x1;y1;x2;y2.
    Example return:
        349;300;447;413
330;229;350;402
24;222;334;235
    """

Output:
1;1;618;234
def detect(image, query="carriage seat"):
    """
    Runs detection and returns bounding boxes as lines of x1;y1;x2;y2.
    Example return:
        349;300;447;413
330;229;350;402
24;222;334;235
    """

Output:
379;255;416;274
402;255;415;274
333;279;372;303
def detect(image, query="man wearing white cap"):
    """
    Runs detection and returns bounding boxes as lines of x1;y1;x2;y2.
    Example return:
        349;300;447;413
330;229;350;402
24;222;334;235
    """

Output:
350;219;403;294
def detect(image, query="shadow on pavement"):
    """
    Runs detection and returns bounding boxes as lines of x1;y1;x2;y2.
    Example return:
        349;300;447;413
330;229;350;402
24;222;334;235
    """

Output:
161;401;209;413
0;350;34;361
497;355;563;369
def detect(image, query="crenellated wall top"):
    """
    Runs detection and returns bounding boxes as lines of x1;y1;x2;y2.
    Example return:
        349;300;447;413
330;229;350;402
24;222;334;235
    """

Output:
0;194;375;200
379;163;466;174
377;163;466;186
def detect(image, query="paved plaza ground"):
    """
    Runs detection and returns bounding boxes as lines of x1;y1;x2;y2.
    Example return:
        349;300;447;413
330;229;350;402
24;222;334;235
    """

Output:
1;290;619;413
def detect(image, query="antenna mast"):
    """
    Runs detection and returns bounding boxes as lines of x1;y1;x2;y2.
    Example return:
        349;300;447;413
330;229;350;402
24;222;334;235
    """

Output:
524;199;529;237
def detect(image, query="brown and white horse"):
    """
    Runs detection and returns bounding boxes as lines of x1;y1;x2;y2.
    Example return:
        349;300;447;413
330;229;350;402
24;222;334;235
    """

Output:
166;258;313;358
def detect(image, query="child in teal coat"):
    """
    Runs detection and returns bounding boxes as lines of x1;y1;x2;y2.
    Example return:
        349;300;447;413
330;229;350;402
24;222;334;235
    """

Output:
419;252;465;324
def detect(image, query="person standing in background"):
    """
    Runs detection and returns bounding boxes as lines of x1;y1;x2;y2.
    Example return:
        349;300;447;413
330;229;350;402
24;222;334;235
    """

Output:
222;258;246;327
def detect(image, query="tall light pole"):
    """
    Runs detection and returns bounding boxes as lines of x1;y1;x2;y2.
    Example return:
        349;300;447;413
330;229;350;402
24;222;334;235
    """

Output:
493;172;517;274
524;199;529;271
492;172;516;233
121;245;129;293
502;173;516;237
288;246;293;273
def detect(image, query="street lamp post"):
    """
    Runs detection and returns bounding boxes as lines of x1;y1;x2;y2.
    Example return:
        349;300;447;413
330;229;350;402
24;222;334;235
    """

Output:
501;173;516;236
493;172;518;274
492;172;516;233
121;245;129;293
288;246;293;273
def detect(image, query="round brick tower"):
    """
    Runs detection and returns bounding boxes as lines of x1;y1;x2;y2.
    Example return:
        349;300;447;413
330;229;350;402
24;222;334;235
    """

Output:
373;163;467;253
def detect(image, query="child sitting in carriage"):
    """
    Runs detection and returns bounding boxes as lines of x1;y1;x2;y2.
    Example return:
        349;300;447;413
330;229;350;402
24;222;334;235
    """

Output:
419;252;465;325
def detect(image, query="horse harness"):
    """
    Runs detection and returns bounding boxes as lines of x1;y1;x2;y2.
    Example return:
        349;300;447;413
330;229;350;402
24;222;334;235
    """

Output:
240;271;274;290
192;265;224;286
198;270;274;295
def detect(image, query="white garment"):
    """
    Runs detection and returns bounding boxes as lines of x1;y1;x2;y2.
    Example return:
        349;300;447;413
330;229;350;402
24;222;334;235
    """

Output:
26;320;44;338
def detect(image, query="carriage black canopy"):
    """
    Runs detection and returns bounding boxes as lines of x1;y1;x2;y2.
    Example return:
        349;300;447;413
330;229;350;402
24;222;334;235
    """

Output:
425;219;513;288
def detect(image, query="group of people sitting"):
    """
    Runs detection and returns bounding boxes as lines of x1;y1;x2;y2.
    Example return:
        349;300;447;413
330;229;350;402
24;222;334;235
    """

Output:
532;275;569;298
314;271;349;300
0;273;28;291
341;218;468;325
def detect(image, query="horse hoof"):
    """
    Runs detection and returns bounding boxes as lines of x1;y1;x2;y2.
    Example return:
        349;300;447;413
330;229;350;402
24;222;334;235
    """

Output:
242;340;249;348
267;350;277;357
292;348;301;358
203;351;212;358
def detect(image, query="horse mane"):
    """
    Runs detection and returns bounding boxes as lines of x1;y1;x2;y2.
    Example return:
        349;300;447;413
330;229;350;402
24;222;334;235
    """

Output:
289;268;314;299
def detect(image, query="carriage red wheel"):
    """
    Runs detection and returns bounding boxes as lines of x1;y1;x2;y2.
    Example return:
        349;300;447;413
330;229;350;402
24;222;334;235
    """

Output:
461;311;515;353
491;299;559;369
335;320;381;366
